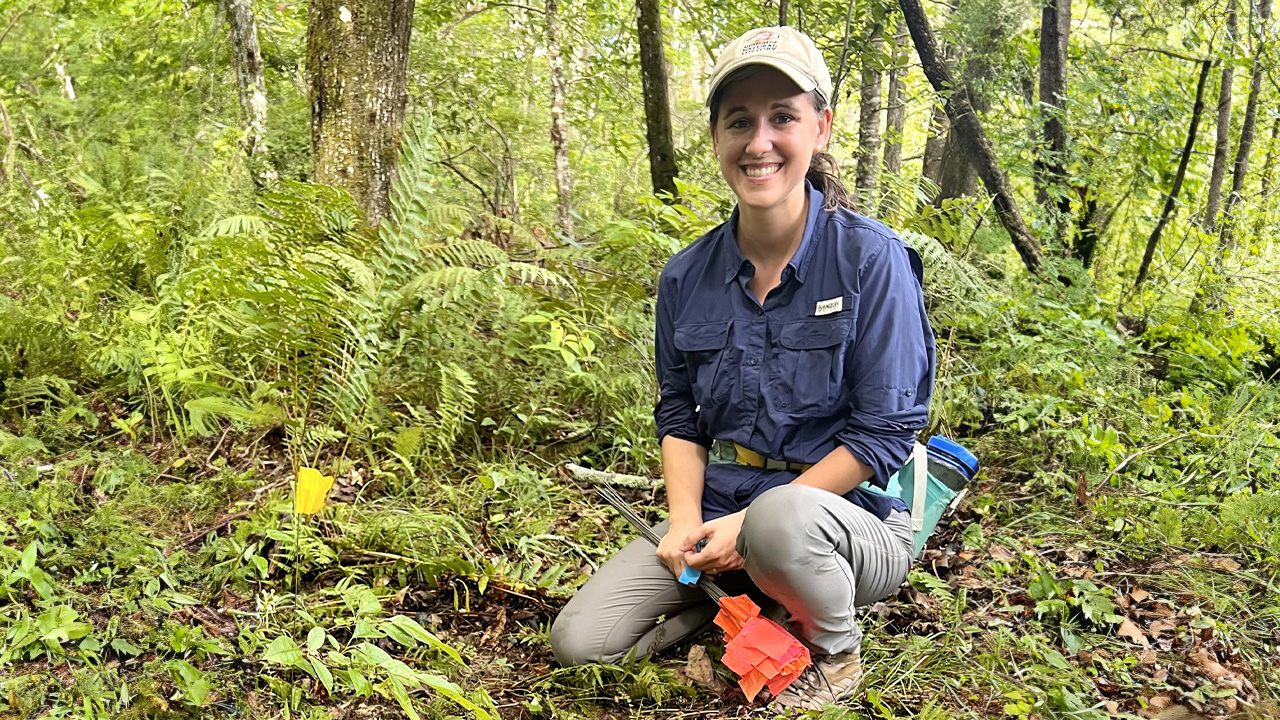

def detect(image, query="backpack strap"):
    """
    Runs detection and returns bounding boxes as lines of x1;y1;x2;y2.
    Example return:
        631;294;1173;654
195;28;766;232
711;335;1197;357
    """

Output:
911;441;928;531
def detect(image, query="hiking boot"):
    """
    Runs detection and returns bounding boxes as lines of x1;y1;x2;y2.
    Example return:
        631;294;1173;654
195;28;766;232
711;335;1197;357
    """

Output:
771;650;863;711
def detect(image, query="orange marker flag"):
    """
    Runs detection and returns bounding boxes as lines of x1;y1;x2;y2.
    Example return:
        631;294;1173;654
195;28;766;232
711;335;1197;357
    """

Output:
713;595;811;701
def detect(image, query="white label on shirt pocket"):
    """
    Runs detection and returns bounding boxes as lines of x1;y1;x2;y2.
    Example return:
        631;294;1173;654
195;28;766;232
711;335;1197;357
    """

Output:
814;296;843;316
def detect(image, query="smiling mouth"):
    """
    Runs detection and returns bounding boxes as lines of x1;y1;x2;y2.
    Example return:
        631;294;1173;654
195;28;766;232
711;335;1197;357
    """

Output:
743;164;782;178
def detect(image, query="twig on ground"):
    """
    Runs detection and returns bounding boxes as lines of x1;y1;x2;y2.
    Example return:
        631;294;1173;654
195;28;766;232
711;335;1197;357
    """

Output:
181;510;251;547
561;463;661;490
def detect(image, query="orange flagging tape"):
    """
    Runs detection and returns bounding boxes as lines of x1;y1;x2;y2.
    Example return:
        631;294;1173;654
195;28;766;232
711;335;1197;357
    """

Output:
712;595;811;701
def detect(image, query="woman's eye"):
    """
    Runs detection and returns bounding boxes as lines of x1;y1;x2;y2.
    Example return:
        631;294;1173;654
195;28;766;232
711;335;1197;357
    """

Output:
774;114;795;124
729;118;751;129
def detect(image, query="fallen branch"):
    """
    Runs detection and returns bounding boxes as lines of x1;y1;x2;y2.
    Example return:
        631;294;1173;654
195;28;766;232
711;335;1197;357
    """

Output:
561;463;662;490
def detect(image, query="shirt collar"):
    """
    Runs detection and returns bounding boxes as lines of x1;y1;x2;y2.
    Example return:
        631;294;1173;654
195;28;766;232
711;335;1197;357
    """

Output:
721;182;826;285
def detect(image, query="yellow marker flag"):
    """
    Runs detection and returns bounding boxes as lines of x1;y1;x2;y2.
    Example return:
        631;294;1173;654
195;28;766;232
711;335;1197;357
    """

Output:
294;467;335;515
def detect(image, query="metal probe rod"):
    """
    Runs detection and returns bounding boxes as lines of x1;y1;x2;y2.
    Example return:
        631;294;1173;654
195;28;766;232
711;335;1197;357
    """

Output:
595;486;727;602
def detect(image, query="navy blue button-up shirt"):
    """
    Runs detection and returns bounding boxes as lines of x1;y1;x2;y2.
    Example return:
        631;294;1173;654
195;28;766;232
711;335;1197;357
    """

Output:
654;185;935;521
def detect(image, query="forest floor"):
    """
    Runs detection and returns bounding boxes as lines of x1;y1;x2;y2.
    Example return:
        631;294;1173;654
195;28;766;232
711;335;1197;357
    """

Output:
1;426;1278;720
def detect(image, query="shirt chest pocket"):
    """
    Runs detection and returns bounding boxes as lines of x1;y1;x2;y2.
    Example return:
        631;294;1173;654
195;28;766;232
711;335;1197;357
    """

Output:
775;316;854;416
674;320;733;406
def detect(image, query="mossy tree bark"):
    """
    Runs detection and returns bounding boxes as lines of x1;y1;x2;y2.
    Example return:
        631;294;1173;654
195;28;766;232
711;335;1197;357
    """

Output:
882;21;909;179
1202;0;1237;231
898;0;1045;273
1220;0;1272;245
223;0;273;185
306;0;415;228
636;0;678;199
855;18;884;208
546;0;573;237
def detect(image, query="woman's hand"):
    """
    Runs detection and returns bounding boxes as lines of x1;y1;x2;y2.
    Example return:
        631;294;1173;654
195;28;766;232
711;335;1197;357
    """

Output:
658;521;703;578
681;511;745;575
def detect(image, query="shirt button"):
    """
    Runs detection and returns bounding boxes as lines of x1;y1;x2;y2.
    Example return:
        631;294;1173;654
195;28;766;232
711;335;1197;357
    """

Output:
781;402;789;407
905;389;914;397
750;358;759;365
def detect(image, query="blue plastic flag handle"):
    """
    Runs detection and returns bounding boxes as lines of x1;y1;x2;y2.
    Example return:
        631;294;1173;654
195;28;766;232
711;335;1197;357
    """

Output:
678;539;708;586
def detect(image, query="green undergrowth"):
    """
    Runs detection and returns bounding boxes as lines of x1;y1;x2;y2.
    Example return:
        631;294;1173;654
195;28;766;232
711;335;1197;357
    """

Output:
2;261;1278;718
3;110;1279;720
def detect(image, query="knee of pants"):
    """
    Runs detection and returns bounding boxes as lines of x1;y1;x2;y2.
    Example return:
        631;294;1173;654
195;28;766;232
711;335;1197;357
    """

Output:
550;607;598;666
549;604;627;666
739;484;821;572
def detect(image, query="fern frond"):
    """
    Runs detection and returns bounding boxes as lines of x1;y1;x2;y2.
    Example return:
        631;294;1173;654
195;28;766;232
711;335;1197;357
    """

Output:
436;240;508;269
428;362;478;457
504;262;570;288
403;266;484;301
199;214;272;238
899;229;991;298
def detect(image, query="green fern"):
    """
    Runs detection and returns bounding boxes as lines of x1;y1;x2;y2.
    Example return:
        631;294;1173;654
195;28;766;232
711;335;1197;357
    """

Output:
428;362;478;458
900;229;991;298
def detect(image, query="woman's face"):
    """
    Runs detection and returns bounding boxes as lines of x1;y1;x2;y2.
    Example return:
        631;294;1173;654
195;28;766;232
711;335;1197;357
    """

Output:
711;67;832;214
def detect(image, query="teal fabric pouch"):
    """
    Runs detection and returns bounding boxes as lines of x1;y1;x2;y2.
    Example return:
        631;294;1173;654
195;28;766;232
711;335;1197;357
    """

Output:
862;441;974;558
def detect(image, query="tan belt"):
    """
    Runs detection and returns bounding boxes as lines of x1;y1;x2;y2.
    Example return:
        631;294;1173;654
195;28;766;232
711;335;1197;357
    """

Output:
732;443;813;472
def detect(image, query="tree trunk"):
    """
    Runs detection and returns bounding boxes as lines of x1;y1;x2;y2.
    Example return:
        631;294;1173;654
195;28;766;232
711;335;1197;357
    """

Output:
1220;0;1272;246
882;22;909;179
936;126;979;201
1251;113;1279;238
1261;114;1280;197
935;56;993;203
1203;0;1237;231
1075;189;1101;268
636;0;678;199
223;0;274;185
932;0;992;203
898;0;1045;273
1035;0;1071;237
921;103;948;184
306;0;415;228
919;2;955;189
779;0;789;26
1134;59;1212;290
546;0;573;237
855;19;884;208
831;0;857;111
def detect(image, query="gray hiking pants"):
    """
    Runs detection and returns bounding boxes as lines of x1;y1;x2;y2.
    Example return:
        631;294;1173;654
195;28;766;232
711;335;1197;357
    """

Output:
551;484;914;665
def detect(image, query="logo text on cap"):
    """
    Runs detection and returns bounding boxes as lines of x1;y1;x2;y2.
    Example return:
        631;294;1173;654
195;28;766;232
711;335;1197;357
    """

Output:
740;30;781;56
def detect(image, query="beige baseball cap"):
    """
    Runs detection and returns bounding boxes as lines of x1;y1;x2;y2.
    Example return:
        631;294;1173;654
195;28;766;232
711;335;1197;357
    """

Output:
706;26;833;108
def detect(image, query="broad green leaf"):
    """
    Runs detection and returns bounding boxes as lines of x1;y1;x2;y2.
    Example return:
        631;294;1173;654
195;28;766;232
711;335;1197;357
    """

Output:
418;673;495;720
262;635;302;666
387;677;421;720
347;668;372;696
307;626;326;653
313;659;334;693
20;541;37;572
382;615;462;665
185;677;211;706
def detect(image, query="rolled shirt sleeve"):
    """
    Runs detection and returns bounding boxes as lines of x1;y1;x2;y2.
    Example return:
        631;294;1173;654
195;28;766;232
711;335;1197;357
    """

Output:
835;234;936;488
653;269;713;448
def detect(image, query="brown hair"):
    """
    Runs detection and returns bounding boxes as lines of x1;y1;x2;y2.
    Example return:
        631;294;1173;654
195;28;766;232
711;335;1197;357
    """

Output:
709;69;857;213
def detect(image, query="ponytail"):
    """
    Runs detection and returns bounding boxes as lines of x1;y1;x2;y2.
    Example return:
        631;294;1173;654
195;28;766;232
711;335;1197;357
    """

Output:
807;150;856;212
